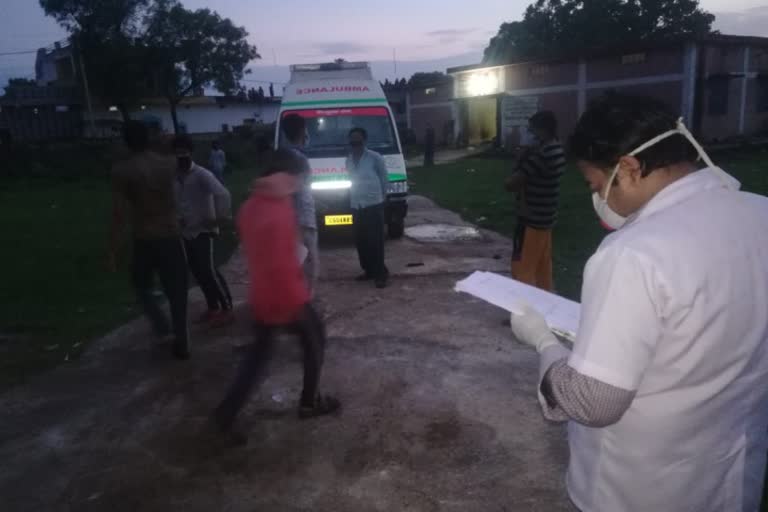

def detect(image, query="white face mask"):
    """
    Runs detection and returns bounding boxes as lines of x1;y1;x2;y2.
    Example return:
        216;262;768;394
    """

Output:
592;118;735;230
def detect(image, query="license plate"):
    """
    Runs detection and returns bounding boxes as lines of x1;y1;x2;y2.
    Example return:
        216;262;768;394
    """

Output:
324;214;353;226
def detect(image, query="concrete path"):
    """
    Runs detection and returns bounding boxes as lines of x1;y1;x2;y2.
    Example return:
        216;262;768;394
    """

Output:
0;196;570;512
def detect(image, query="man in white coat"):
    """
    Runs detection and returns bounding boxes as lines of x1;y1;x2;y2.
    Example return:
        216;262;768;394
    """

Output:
510;94;768;511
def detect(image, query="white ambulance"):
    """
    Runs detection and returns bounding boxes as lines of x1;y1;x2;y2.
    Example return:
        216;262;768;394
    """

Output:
276;61;408;238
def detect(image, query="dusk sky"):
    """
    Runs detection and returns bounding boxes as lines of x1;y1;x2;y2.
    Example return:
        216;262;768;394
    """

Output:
2;0;768;88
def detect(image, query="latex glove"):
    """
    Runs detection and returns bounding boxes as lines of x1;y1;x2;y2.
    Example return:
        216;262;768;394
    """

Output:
510;301;560;353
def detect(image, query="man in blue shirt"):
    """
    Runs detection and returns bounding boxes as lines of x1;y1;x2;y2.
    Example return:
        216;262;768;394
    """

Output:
346;127;389;289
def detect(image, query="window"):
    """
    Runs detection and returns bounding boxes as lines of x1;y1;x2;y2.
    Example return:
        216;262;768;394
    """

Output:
757;78;768;113
279;106;399;157
622;53;646;65
708;77;730;116
425;87;437;95
530;64;549;76
55;105;69;113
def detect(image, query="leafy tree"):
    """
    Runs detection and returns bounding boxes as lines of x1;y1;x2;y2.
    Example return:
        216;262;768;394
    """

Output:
39;0;153;121
144;0;260;133
484;0;716;63
408;72;450;87
3;78;37;98
39;0;150;36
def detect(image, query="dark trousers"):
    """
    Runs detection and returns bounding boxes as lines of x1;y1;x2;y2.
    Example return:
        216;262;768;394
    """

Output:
354;203;388;279
132;237;189;350
185;233;232;311
214;304;326;428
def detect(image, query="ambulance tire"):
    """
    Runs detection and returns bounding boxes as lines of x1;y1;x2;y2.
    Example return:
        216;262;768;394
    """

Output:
388;219;405;240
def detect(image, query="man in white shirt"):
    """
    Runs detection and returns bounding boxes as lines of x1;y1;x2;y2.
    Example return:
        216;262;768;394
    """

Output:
510;94;768;512
174;136;233;328
208;141;226;183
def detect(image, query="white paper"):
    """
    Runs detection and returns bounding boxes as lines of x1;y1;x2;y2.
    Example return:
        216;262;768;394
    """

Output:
455;271;580;341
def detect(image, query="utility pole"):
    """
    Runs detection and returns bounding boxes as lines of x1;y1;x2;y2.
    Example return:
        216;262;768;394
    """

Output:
393;48;397;78
75;40;96;137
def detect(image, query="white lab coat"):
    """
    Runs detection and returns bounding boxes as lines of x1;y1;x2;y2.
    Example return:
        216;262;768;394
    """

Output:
565;168;768;512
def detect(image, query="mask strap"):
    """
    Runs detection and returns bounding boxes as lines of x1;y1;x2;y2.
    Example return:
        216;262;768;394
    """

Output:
673;118;716;169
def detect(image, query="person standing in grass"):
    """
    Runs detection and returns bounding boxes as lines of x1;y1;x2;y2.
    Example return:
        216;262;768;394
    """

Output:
505;111;566;291
281;113;319;296
109;121;190;360
208;141;226;183
213;149;340;444
173;136;234;329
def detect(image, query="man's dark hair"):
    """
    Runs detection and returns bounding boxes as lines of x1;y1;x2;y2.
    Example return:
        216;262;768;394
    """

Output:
172;135;195;152
349;127;368;139
212;141;220;149
529;111;558;138
123;121;149;151
570;93;698;175
262;148;302;177
282;114;306;143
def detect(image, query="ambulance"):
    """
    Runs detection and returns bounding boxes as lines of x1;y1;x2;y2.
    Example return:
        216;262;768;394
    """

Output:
276;61;408;238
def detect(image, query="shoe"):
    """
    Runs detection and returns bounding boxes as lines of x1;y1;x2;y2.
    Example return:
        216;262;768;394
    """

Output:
299;394;341;420
194;310;218;324
208;310;235;329
355;273;373;282
375;277;388;289
172;345;190;360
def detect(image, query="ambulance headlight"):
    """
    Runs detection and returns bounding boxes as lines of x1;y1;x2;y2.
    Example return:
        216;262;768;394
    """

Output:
387;180;409;195
311;180;352;190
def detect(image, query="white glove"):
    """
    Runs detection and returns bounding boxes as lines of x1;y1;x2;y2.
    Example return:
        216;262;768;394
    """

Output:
509;301;560;353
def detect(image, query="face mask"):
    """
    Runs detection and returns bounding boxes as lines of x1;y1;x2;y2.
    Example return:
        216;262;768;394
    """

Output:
592;118;736;231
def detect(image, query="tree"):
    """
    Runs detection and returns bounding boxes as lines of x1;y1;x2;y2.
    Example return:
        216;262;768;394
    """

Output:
39;0;153;121
144;0;259;133
39;0;150;36
3;78;37;98
484;0;715;63
408;72;449;87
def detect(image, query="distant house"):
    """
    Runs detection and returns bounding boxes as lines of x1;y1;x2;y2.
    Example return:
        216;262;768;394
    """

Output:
1;39;281;142
448;34;768;146
93;96;281;135
383;75;456;146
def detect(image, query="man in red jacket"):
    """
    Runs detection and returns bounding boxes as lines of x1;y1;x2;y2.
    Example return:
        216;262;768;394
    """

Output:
213;149;340;442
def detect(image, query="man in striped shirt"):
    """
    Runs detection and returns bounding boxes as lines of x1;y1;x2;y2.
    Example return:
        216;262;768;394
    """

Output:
505;111;566;291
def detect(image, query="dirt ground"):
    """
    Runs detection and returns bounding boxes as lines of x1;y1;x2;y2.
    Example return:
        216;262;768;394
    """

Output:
0;196;571;512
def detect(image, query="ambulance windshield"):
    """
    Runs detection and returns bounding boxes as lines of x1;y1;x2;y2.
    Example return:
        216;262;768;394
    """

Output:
280;107;400;157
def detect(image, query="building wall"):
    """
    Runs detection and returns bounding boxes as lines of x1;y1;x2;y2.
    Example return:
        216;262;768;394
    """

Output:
586;81;684;113
410;105;454;145
408;81;455;144
0;104;82;141
95;102;280;134
698;43;768;140
587;48;684;82
505;61;579;90
538;91;579;144
451;39;768;147
409;82;453;104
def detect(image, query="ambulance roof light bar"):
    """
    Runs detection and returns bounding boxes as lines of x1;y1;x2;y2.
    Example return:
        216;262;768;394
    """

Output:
291;62;370;72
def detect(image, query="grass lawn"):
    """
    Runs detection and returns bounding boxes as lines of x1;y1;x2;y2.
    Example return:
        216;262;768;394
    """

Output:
411;147;768;510
0;140;259;389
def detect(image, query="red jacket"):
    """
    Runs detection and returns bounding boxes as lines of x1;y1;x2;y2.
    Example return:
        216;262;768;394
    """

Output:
237;173;309;325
